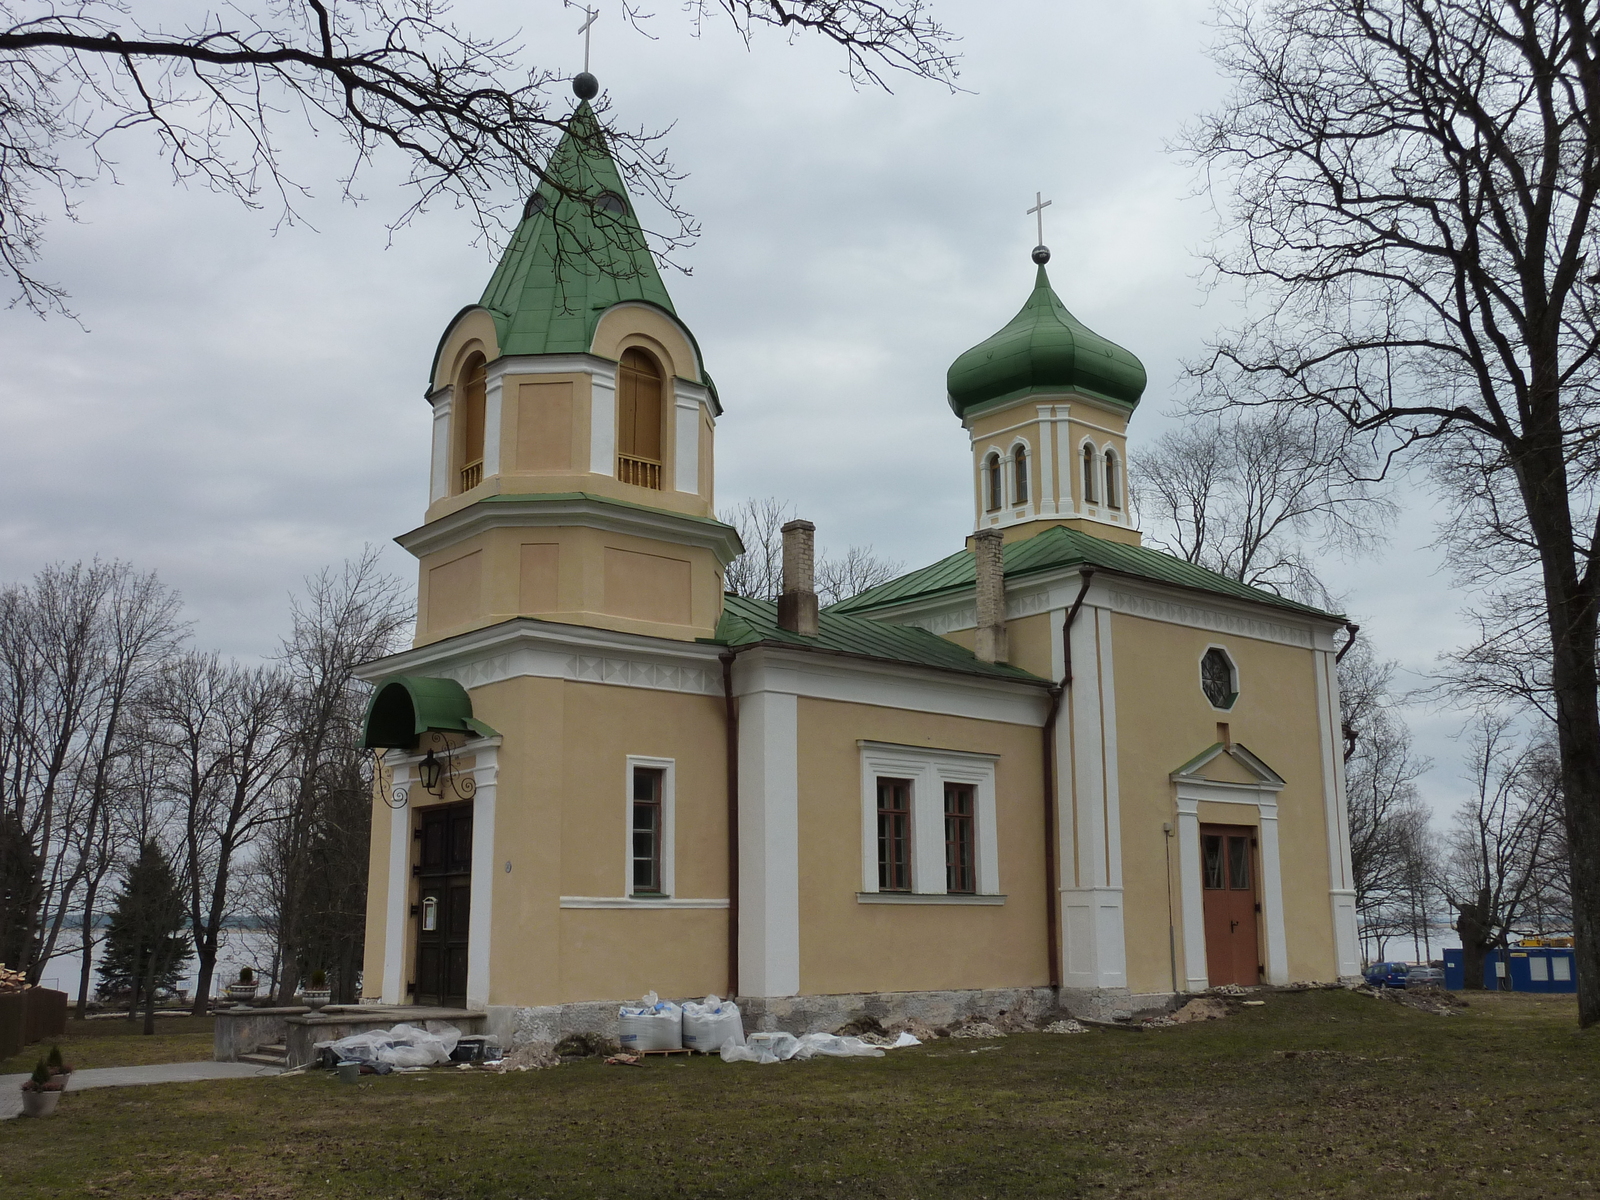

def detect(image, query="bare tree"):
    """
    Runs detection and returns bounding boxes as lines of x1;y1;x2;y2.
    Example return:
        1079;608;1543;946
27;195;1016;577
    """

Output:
0;561;183;985
721;496;904;606
1445;715;1566;989
0;0;956;313
1338;639;1434;958
1184;0;1600;1025
144;652;292;1014
1133;408;1392;607
271;549;410;1003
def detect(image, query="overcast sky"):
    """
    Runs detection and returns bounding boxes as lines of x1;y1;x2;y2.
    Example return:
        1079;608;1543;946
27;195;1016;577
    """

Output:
0;0;1479;817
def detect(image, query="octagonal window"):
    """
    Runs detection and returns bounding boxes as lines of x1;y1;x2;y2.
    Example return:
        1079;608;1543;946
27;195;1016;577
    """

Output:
1201;647;1238;710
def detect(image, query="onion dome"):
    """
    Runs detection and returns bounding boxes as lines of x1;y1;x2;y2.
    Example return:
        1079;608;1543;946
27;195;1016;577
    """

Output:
947;263;1147;417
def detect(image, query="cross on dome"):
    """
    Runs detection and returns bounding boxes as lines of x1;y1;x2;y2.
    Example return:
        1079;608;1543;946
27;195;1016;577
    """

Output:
1028;191;1052;264
570;3;600;98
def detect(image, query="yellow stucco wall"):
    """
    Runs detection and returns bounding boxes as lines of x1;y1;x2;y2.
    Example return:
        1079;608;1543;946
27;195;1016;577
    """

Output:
466;676;731;1007
794;697;1050;995
1111;613;1336;993
412;525;726;646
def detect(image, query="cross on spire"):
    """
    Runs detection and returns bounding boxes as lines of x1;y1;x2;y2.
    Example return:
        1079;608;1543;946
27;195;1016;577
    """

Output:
1028;192;1053;248
577;5;598;73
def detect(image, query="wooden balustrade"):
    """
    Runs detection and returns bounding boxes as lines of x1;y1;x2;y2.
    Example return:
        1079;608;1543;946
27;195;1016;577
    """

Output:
617;454;662;490
460;460;484;492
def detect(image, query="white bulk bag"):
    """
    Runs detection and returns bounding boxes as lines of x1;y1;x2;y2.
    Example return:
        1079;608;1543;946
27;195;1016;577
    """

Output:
618;991;683;1052
681;995;744;1052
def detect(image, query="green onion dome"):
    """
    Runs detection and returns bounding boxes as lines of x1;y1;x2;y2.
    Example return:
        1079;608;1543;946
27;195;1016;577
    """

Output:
947;264;1147;417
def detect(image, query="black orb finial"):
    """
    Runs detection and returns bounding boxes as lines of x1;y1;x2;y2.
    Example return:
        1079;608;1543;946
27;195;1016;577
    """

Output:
1032;245;1051;265
573;72;599;100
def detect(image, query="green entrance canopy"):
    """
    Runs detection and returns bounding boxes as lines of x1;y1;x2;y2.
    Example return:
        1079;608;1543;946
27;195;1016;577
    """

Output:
362;676;498;750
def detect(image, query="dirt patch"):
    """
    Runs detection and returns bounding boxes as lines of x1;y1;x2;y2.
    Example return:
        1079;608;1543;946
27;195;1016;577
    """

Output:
1172;998;1229;1023
491;1041;561;1071
1355;985;1468;1017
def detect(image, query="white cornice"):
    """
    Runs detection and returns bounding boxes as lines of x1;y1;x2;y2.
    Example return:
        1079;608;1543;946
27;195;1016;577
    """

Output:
355;617;728;696
859;565;1339;651
395;495;743;565
487;353;614;383
734;645;1050;726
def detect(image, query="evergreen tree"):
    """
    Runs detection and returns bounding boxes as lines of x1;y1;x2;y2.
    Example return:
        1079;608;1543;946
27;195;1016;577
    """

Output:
0;810;40;972
97;841;191;1023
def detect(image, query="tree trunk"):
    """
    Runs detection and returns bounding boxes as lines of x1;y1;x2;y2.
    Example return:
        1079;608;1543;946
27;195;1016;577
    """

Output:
192;954;215;1017
1457;889;1494;991
74;876;99;1020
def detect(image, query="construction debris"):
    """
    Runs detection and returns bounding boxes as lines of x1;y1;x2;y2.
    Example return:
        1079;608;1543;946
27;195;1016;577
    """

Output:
948;1019;1006;1039
1172;998;1229;1023
1042;1019;1087;1034
489;1041;561;1072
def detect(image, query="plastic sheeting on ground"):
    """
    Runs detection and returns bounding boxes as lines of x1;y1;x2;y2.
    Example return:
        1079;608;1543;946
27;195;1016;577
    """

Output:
618;991;683;1052
314;1022;461;1068
682;995;744;1052
719;1031;891;1064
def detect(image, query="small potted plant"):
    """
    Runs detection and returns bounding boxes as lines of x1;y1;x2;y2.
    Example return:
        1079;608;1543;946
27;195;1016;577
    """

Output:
20;1059;65;1118
226;966;259;1005
46;1044;72;1079
300;969;331;1010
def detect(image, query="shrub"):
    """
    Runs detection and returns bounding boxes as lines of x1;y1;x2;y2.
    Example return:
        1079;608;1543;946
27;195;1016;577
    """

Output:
309;969;327;989
238;966;254;984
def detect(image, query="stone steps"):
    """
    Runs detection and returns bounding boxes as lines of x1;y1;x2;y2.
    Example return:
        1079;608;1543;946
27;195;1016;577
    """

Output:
238;1043;288;1068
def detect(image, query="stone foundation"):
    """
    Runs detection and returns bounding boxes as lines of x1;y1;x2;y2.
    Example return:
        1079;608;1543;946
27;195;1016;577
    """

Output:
484;985;1183;1048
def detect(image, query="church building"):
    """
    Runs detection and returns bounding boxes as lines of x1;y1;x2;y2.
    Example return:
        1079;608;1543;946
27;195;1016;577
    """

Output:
356;90;1363;1041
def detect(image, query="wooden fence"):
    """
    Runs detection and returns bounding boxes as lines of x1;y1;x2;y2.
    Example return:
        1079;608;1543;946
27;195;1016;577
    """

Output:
0;988;69;1062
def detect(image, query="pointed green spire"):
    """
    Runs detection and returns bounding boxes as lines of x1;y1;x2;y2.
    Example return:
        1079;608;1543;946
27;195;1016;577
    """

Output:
946;264;1147;417
479;101;679;357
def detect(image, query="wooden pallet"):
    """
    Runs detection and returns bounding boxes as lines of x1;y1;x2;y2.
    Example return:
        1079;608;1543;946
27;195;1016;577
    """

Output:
638;1047;692;1056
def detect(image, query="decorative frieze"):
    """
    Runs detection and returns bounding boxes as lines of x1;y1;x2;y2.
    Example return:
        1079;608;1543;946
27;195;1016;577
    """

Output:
1109;589;1314;648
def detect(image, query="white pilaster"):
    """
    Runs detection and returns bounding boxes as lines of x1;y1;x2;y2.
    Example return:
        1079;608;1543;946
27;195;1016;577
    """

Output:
1061;604;1126;990
1174;796;1208;991
383;760;413;1003
737;683;800;997
1315;649;1363;976
466;744;499;1010
429;390;453;503
482;374;503;478
1257;803;1289;985
589;370;617;476
673;387;700;494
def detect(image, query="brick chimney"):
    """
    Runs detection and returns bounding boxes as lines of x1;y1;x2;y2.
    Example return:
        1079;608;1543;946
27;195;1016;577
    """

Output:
778;519;819;637
973;528;1008;664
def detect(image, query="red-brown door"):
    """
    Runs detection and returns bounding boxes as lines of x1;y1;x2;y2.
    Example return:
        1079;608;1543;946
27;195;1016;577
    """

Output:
1200;824;1261;987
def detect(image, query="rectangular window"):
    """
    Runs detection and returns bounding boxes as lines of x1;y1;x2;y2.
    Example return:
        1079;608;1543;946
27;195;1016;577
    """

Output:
1529;956;1550;982
944;783;976;893
877;777;912;892
1202;834;1224;889
631;767;664;894
1227;836;1251;890
1554;956;1573;982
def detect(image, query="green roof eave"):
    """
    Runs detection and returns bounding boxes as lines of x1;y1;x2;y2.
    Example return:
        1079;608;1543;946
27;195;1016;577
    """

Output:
704;594;1047;685
829;525;1342;623
362;675;500;749
953;382;1137;422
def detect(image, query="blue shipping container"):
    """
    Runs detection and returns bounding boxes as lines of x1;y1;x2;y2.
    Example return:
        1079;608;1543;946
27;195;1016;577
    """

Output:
1442;947;1575;992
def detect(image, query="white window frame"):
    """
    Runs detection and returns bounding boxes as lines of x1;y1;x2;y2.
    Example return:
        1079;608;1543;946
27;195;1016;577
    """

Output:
623;755;676;898
1199;644;1239;712
858;742;1000;901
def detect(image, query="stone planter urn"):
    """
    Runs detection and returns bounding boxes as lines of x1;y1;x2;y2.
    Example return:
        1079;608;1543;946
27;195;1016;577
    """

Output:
225;982;259;1005
20;1083;63;1118
300;989;332;1010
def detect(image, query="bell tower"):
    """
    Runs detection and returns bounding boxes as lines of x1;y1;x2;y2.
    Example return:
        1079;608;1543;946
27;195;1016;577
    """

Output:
403;89;741;647
947;235;1148;546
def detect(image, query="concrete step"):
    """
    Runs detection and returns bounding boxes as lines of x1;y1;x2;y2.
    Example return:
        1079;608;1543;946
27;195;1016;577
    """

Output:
239;1047;288;1067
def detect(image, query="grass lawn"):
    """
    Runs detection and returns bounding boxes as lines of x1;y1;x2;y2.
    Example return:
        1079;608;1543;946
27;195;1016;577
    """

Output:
0;1016;216;1075
3;989;1597;1198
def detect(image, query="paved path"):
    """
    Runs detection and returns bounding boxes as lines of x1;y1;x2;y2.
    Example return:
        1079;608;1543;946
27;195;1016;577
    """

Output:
1;1061;282;1119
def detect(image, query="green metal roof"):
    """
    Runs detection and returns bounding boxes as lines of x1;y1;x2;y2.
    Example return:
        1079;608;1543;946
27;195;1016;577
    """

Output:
947;264;1147;417
362;676;499;749
709;594;1045;684
475;101;685;361
829;525;1341;621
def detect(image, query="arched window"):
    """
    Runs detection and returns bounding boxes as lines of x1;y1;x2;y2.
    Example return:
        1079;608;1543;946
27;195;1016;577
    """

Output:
985;453;1003;512
1082;442;1098;505
1104;448;1121;510
1013;445;1029;505
617;348;664;489
456;352;487;493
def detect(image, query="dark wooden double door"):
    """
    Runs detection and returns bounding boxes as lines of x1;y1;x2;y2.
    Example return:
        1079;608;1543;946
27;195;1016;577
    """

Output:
1201;823;1262;987
415;802;472;1007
